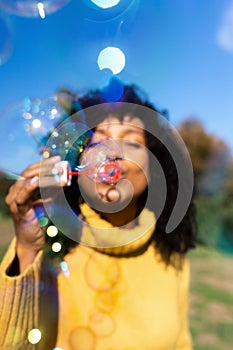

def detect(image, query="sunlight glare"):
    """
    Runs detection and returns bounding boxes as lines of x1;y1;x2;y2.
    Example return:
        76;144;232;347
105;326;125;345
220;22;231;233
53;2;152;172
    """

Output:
97;47;125;74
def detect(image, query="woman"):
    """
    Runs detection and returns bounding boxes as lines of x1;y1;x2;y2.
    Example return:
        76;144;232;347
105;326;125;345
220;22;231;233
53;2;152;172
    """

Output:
0;84;197;349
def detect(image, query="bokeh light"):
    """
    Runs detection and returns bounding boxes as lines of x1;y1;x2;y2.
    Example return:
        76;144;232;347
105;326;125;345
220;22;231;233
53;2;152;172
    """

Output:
34;206;49;227
0;0;72;18
90;0;120;9
0;14;13;65
60;260;70;277
46;225;58;237
97;46;125;74
82;0;138;23
52;242;62;252
28;328;42;344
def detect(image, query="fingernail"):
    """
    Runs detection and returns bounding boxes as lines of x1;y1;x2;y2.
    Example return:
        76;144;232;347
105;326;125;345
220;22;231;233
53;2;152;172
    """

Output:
51;155;61;162
30;176;39;186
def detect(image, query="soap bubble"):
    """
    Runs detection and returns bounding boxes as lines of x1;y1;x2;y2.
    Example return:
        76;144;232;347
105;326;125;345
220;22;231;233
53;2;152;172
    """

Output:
79;137;123;183
0;93;82;176
0;0;71;19
45;117;123;183
45;118;93;171
0;14;13;65
0;91;122;184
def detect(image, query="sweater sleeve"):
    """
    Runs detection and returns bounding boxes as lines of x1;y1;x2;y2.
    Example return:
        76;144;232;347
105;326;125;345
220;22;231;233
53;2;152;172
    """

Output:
0;238;43;350
175;258;193;350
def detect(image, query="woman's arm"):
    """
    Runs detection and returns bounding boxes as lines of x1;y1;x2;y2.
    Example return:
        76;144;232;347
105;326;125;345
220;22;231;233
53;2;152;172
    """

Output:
0;239;43;349
0;156;63;348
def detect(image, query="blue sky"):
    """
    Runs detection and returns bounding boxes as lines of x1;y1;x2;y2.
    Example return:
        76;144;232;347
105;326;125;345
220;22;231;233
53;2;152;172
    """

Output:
0;0;233;166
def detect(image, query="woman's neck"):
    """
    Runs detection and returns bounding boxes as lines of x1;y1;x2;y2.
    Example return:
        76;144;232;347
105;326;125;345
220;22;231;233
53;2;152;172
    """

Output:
97;201;140;229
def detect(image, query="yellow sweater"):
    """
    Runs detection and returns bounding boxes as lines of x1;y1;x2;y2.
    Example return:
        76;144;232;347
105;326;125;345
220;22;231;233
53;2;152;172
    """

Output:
0;206;192;350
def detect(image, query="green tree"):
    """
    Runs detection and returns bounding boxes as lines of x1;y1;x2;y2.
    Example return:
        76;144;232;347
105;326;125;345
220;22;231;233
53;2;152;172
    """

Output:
178;118;231;195
0;173;11;217
178;118;233;253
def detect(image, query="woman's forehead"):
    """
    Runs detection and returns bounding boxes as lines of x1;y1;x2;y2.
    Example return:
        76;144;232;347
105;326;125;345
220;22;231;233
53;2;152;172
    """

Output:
96;114;145;129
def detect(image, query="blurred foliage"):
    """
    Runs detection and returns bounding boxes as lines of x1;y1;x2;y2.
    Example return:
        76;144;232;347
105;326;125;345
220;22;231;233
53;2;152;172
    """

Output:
188;246;233;350
178;118;230;189
178;118;233;254
0;173;11;217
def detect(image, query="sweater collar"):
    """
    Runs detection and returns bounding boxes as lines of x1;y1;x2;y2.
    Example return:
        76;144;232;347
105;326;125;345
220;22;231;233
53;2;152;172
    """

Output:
80;203;156;256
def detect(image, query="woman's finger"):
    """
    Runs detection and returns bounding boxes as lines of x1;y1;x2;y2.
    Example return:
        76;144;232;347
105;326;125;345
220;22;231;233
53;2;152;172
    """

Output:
14;176;39;214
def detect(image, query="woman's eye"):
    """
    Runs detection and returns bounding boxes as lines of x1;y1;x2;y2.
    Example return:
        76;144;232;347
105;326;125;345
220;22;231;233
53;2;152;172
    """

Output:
124;142;141;149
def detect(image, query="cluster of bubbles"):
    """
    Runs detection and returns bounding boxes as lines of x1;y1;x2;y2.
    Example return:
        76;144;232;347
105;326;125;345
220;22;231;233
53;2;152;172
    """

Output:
45;118;123;184
0;92;123;184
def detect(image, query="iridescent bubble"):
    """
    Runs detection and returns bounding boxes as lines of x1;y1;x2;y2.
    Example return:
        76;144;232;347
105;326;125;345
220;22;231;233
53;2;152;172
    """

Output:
79;137;123;183
0;0;71;19
0;14;13;65
44;117;123;183
45;118;93;171
0;93;80;176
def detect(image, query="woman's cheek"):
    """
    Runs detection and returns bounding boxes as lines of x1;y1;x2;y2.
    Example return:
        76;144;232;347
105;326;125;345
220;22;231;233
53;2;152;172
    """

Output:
125;159;150;196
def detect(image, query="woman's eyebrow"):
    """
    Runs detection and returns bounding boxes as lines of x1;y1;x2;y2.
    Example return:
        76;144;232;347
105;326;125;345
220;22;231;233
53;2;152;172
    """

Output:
95;128;144;136
121;129;144;136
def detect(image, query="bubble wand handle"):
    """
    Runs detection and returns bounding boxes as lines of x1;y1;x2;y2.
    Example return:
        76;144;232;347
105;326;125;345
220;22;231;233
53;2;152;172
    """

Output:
56;159;122;185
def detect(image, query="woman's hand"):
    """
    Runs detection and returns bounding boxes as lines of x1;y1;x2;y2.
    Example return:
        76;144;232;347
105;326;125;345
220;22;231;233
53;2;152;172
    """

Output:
5;156;61;273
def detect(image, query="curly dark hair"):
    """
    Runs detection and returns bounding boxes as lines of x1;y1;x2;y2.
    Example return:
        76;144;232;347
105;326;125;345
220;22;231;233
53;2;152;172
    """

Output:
49;82;197;263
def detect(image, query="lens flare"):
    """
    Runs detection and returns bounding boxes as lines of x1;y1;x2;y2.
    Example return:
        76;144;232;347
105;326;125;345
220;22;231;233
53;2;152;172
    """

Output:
82;0;138;23
97;46;125;75
0;0;72;18
101;76;124;102
90;0;120;9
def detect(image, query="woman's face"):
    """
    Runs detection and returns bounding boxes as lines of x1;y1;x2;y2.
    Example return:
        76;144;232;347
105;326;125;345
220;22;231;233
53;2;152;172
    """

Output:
78;115;150;212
